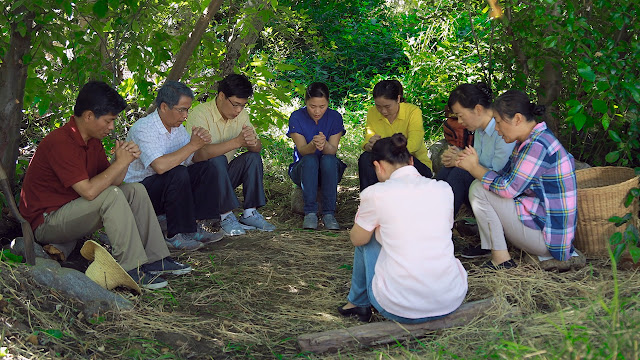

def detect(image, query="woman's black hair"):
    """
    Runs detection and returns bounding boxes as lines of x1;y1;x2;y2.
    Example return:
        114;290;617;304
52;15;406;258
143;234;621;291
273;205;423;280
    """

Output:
371;133;411;165
373;80;405;102
447;82;493;110
305;82;330;101
492;89;545;122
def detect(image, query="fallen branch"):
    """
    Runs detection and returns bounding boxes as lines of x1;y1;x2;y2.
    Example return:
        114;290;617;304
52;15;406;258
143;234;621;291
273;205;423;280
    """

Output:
0;163;35;265
298;297;503;353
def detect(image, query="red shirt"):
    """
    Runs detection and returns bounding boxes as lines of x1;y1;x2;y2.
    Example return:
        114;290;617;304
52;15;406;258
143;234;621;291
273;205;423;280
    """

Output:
19;118;111;231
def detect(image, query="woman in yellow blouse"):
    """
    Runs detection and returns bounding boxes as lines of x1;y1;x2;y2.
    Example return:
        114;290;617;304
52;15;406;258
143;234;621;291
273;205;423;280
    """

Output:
358;80;433;191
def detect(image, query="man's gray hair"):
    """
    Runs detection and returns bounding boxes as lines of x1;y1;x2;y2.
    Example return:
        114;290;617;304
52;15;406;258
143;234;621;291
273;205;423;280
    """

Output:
155;80;194;108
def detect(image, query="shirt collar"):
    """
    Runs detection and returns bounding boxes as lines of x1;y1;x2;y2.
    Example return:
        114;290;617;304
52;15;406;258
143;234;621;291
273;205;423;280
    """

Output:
65;116;89;148
150;109;171;135
482;117;497;136
518;121;548;150
389;164;420;180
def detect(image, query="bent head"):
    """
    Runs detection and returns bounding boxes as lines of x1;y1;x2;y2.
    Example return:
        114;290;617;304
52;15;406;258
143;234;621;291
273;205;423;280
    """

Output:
371;133;411;182
373;80;404;121
448;83;493;132
217;74;253;120
74;81;127;140
305;82;330;122
156;81;194;129
492;89;545;143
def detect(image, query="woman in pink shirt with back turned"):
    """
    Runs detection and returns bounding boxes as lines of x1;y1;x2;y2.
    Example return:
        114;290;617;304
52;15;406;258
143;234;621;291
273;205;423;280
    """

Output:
338;133;468;323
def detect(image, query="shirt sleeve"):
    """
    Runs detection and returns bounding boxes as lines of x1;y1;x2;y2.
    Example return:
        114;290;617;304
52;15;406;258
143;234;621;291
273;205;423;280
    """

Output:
354;187;379;231
405;106;425;155
482;140;549;198
286;110;301;137
130;124;166;169
328;111;346;137
362;107;377;149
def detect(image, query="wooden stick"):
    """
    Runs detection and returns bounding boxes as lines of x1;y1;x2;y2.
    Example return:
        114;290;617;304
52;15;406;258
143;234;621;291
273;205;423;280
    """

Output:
298;297;498;353
0;163;35;265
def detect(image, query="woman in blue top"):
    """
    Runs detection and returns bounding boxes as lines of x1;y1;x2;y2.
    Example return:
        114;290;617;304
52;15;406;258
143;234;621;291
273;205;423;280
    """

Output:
437;83;515;248
287;82;346;230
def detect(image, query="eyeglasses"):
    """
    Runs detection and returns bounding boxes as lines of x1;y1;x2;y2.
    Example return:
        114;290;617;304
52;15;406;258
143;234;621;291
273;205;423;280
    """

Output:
173;107;190;114
226;96;247;110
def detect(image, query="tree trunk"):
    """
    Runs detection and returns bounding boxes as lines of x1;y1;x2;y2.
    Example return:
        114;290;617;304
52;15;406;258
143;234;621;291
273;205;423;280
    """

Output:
0;9;35;191
146;0;225;114
218;0;271;79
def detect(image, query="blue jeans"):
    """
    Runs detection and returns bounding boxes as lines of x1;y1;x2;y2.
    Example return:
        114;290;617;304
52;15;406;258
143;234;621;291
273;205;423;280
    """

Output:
347;235;451;324
289;154;346;215
436;166;476;217
208;152;267;213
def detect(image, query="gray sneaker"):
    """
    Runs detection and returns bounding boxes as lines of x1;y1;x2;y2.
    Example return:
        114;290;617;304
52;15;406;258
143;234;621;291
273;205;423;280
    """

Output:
165;233;204;251
303;213;318;230
322;213;340;230
221;213;254;236
192;224;224;244
240;211;276;231
157;214;168;234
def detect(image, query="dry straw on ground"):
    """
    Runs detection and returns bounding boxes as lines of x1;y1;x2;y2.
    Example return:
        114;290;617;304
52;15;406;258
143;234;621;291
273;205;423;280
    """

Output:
1;175;639;359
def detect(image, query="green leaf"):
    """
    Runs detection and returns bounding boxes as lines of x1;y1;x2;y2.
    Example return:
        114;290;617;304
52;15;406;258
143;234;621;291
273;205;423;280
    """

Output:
609;214;631;226
43;329;64;339
605;151;620;163
614;243;626;262
622;82;640;103
92;0;108;18
577;62;596;82
596;81;610;91
38;96;51;116
275;63;298;71
600;113;610;130
592;99;608;113
573;113;587;130
609;231;623;245
609;130;622;143
629;244;640;263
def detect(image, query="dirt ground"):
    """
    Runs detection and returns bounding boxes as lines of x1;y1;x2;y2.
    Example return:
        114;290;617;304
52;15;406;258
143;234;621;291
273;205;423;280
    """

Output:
1;175;639;359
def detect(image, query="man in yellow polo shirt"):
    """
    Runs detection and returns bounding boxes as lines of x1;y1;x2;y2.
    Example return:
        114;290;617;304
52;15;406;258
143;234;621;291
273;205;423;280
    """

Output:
358;80;433;191
185;74;275;235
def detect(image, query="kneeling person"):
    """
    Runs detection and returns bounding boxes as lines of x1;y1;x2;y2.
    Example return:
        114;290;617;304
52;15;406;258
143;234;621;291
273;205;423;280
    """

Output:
186;74;275;235
19;81;190;290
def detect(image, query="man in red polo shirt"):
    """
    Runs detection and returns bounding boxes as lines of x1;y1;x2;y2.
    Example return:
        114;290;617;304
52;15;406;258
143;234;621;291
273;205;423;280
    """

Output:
19;81;192;290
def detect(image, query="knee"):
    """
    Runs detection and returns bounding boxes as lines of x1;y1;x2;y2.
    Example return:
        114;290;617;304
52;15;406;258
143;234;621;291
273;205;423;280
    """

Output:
209;155;229;169
358;152;373;168
101;185;128;204
320;155;338;171
300;154;319;168
468;180;485;201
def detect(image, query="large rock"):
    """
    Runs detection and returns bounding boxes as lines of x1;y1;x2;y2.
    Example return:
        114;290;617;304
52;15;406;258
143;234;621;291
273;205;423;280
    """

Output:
429;139;448;176
10;237;51;259
27;258;133;317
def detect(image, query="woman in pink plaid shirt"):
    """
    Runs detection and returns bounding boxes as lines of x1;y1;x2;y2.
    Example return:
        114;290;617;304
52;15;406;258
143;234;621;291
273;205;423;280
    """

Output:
457;90;577;269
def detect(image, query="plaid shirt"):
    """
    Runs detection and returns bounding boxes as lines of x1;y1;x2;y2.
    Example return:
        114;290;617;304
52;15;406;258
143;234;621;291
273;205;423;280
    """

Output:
482;122;577;260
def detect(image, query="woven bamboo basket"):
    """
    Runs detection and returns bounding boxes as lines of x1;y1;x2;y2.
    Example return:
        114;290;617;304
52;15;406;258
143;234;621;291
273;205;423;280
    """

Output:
574;166;639;257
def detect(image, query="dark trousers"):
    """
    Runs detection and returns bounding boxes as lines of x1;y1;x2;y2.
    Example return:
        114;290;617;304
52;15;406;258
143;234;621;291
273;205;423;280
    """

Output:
435;166;476;217
289;154;347;215
141;161;219;238
208;152;266;213
358;151;433;191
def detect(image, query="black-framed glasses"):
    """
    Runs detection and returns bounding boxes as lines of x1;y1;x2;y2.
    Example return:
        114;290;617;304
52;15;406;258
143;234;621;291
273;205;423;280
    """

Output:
226;96;247;109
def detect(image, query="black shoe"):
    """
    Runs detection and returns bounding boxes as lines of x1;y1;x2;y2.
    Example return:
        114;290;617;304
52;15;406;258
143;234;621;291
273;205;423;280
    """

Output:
461;245;492;259
337;304;372;322
482;259;517;270
143;257;192;276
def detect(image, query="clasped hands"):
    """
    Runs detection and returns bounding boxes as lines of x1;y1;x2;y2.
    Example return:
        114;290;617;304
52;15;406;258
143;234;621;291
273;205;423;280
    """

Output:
312;131;328;151
449;145;479;172
364;134;381;152
189;126;212;148
114;140;141;163
235;124;258;148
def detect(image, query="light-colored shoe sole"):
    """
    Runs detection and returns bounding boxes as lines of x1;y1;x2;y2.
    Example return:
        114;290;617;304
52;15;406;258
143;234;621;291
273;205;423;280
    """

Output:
148;266;193;276
165;240;204;251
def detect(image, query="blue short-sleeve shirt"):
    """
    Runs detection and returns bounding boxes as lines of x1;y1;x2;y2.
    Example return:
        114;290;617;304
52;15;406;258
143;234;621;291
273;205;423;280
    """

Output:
286;107;345;167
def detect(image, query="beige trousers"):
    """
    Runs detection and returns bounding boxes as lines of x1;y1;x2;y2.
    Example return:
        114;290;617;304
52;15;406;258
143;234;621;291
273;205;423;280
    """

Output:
469;180;551;257
35;183;169;271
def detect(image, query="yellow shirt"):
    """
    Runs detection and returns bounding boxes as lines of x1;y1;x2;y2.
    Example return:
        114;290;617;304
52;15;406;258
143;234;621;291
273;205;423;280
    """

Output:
362;102;432;169
186;99;252;163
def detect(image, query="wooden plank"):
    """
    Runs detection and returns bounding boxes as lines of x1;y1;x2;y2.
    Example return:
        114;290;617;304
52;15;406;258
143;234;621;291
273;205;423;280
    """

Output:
298;298;498;353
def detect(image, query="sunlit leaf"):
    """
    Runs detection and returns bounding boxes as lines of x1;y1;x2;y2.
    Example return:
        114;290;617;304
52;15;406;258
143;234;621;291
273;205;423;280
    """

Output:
577;62;596;82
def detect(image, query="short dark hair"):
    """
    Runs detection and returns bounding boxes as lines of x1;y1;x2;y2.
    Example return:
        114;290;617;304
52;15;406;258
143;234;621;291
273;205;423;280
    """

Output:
218;74;253;99
372;133;411;166
492;89;545;123
74;81;127;118
447;82;493;110
155;80;194;108
305;82;330;101
373;80;405;102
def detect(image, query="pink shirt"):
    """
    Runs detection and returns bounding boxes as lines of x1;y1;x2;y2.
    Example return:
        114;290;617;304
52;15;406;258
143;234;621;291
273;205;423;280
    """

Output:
355;166;468;318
